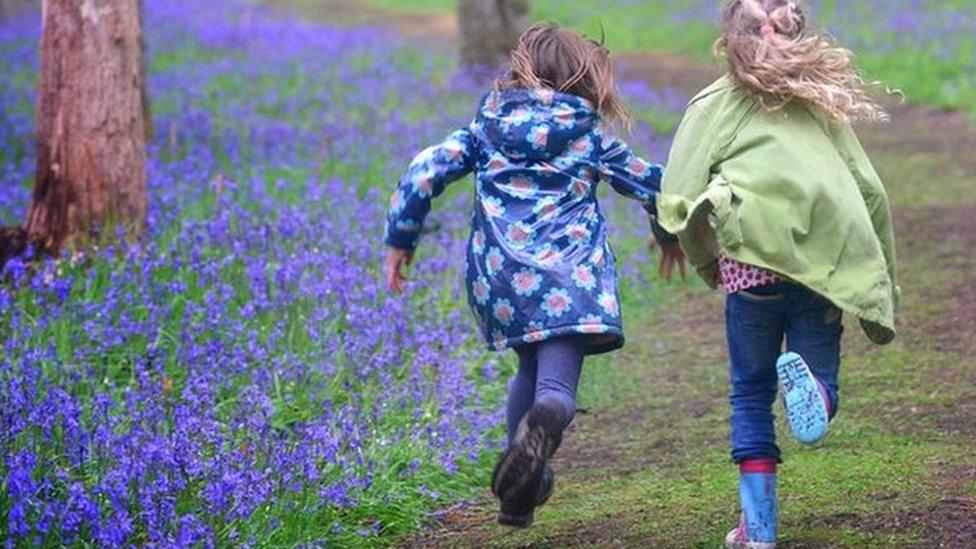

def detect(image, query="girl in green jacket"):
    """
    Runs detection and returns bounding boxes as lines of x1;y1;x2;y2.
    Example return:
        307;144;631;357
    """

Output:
657;1;898;547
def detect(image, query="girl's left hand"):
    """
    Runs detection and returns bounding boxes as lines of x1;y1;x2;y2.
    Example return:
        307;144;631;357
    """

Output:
657;242;687;281
385;247;414;295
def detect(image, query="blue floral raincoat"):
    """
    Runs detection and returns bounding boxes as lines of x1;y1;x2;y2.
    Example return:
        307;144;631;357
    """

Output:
386;89;672;355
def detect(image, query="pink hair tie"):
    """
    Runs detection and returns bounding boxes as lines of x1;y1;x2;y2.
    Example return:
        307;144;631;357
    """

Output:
760;23;776;37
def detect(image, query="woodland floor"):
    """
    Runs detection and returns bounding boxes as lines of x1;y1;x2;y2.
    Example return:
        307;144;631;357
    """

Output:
273;3;976;546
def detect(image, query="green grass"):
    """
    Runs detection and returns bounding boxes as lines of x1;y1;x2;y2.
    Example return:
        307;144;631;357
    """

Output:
266;1;976;544
520;434;950;547
388;155;976;546
341;0;976;116
441;328;976;547
7;3;975;546
0;31;508;545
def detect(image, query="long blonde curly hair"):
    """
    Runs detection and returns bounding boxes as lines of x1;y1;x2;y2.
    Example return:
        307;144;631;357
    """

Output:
715;0;888;122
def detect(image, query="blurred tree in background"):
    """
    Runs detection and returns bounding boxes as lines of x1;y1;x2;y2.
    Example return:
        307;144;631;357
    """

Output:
3;0;149;260
457;0;528;67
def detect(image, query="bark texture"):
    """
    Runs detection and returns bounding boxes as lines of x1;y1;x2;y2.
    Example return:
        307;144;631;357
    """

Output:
457;0;529;68
26;0;147;254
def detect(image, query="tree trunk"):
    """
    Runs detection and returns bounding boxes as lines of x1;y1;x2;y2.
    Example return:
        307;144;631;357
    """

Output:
25;0;147;255
458;0;529;68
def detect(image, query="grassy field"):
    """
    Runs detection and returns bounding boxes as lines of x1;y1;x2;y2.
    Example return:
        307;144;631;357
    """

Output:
353;0;976;117
0;2;681;545
2;0;974;546
399;100;976;546
273;1;976;547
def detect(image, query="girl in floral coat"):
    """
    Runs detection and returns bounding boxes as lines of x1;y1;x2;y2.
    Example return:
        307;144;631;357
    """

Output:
384;23;685;527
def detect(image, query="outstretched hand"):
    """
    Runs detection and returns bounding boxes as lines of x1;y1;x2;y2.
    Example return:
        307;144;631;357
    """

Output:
385;248;414;295
649;238;687;282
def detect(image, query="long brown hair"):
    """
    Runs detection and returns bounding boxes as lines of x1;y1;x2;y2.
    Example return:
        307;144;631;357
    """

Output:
498;22;631;127
716;0;888;122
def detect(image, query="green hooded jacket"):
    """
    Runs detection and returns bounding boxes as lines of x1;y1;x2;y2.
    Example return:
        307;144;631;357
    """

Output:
658;76;899;344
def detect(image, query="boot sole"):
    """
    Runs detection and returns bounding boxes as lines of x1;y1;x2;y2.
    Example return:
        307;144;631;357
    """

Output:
776;352;829;445
492;424;547;502
492;405;563;522
498;510;534;528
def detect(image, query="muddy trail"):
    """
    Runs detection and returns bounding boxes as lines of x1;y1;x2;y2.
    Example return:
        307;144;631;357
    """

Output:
268;3;976;547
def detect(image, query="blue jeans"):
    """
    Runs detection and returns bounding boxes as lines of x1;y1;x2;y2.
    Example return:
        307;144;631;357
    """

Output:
726;283;843;463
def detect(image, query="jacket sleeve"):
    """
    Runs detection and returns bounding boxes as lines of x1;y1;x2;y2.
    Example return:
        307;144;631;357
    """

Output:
660;103;715;211
838;123;900;308
385;128;476;251
657;103;721;282
597;134;677;245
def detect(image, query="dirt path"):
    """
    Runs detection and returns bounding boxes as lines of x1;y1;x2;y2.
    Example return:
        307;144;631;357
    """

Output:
267;3;976;546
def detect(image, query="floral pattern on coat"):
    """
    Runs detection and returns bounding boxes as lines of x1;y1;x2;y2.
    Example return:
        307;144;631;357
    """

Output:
386;89;670;354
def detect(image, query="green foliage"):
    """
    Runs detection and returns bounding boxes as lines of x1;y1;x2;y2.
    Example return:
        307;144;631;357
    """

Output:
355;0;976;116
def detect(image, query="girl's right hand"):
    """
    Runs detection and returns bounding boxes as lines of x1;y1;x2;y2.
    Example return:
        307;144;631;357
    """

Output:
385;247;414;295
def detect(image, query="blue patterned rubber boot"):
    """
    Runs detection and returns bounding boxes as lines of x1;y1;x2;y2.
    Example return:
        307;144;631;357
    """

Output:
776;352;830;444
725;460;777;549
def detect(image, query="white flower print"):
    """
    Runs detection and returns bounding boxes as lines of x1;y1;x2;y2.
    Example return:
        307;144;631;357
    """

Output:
591;247;605;268
577;314;608;334
541;288;573;318
482;196;506;218
534;244;560;268
627;156;652;177
533;88;556;105
412;171;434;198
569;177;590;199
598;291;620;317
566;223;591;245
533;197;559;222
527;124;549;151
505;221;534;249
512;268;543;297
501;175;537;199
486;247;505;276
552;105;577;129
395;219;420;233
582;204;598;221
442;138;467;162
471;229;486;254
412;145;437;165
523;321;547;343
472;276;491;305
572;264;597;291
389;189;404;213
502;106;532;129
568;135;594;157
487;153;510;173
493;298;516;326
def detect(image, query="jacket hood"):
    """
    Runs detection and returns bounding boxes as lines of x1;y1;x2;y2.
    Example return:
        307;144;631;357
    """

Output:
475;89;599;161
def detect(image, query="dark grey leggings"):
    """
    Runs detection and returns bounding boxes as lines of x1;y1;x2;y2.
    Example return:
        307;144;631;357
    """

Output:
506;337;585;445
